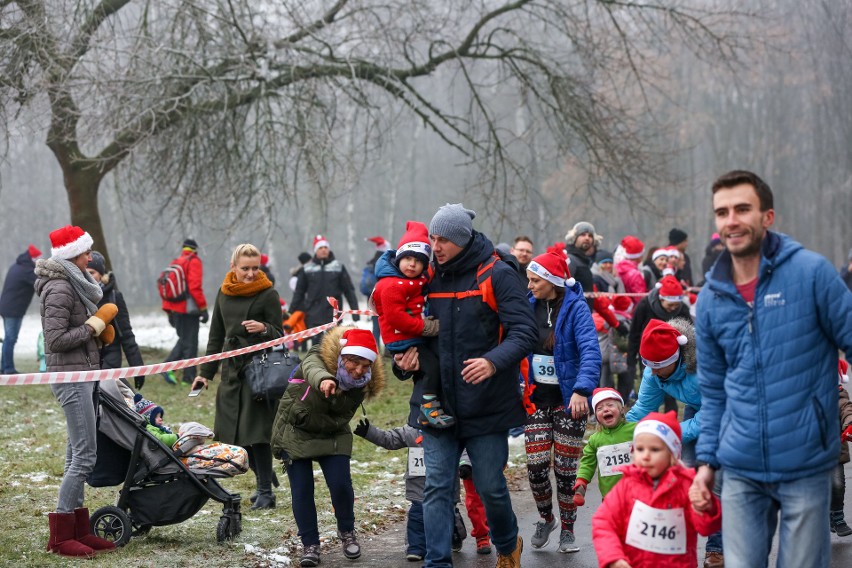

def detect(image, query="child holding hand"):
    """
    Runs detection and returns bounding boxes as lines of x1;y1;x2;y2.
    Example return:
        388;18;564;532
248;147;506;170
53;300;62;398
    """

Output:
573;388;636;507
592;411;721;568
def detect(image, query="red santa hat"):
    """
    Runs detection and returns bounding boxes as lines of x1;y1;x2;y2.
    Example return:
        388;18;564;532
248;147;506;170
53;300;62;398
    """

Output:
395;221;431;263
840;359;849;385
49;225;94;260
527;251;575;288
635;410;682;457
655;275;684;303
651;248;669;262
260;253;269;266
639;319;688;369
366;235;391;252
591;387;624;410
313;234;330;252
665;247;681;259
339;328;379;362
620;235;645;259
28;244;42;259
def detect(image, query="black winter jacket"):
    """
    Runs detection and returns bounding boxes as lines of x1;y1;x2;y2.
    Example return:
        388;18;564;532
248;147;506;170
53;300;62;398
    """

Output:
0;252;37;318
96;273;144;372
565;244;595;310
290;252;359;327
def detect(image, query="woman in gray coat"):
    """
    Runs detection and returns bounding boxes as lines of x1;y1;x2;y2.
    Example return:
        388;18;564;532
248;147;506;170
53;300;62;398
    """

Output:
35;225;118;558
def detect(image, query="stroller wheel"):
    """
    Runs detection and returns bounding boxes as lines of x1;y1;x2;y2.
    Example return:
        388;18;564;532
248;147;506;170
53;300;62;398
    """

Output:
90;506;132;547
216;516;232;543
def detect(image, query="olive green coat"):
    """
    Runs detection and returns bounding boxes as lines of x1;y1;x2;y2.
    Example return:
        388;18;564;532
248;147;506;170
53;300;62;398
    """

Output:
198;286;282;446
271;326;385;460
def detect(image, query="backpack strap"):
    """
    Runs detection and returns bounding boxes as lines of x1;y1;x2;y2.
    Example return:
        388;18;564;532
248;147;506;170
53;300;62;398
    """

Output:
428;253;503;339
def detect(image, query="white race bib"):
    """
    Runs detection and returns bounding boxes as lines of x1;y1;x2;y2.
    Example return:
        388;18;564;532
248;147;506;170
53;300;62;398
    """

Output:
597;441;633;477
408;447;425;477
531;354;558;385
625;500;686;554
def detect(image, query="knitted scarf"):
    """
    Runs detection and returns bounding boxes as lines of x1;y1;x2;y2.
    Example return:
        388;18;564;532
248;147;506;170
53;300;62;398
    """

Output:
220;269;272;297
35;257;103;316
335;356;372;391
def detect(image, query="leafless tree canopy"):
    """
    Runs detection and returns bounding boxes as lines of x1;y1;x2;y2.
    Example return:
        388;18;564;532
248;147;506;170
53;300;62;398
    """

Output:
0;0;751;261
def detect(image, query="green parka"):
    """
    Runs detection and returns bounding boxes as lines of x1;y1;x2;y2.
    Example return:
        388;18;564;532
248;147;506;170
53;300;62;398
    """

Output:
271;326;385;461
198;286;282;446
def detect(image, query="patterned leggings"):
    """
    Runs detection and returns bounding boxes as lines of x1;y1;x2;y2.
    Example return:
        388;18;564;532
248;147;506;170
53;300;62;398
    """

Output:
524;404;586;530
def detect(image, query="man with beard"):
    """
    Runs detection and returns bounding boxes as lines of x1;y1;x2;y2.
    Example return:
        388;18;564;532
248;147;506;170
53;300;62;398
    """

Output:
690;170;852;568
564;222;596;310
510;236;534;283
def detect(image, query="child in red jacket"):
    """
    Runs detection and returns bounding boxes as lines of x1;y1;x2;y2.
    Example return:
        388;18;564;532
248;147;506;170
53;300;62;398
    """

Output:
372;221;453;428
592;411;721;568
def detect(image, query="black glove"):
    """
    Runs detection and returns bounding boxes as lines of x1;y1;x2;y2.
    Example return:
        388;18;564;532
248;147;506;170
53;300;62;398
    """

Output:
351;314;361;323
199;309;209;324
354;418;370;438
615;323;628;337
134;376;145;390
459;463;472;480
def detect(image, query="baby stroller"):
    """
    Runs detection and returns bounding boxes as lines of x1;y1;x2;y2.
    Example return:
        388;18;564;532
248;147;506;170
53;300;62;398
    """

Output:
86;379;242;545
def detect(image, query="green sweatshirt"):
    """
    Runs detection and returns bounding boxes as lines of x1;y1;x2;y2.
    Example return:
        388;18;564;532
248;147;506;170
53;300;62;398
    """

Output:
577;420;636;497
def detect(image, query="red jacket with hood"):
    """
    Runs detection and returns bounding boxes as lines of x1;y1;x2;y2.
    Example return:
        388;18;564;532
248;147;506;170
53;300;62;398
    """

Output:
161;250;207;314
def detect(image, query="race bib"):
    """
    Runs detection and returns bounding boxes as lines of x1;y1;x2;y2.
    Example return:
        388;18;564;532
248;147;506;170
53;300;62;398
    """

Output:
408;447;425;477
531;354;558;385
625;500;686;554
597;441;632;477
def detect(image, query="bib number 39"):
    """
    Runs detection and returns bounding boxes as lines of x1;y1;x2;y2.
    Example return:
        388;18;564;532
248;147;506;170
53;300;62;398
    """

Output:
625;501;686;554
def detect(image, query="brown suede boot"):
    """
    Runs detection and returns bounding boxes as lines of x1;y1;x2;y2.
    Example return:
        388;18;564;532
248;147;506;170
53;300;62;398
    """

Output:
496;536;523;568
47;512;95;558
74;508;116;553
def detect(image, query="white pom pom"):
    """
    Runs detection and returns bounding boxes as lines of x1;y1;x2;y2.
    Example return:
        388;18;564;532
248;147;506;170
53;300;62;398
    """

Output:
608;304;615;311
655;282;662;289
566;278;576;287
676;334;688;346
340;338;348;346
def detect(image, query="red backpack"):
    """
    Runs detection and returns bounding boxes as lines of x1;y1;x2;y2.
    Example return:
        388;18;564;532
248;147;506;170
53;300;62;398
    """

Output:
157;254;193;302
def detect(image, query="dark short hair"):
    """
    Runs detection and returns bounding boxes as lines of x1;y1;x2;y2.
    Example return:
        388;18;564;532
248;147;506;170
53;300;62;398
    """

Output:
513;235;533;246
711;170;774;211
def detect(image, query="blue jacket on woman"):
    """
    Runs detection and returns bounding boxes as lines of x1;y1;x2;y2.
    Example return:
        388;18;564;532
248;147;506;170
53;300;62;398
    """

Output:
528;281;601;407
695;232;852;482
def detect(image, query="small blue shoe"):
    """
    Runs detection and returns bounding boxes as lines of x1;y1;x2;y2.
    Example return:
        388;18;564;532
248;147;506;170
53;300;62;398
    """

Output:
162;371;178;385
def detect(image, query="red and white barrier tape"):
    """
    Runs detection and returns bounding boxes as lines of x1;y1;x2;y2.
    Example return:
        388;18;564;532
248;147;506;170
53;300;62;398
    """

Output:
0;297;373;387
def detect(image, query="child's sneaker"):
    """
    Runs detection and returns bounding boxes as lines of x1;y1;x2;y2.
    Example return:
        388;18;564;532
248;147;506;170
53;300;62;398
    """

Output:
558;529;580;553
418;395;455;429
161;371;177;385
831;511;852;537
530;517;557;548
476;536;492;555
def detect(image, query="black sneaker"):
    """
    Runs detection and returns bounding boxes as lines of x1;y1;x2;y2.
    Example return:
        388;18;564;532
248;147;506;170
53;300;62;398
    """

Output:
831;517;852;537
300;544;320;567
339;530;361;559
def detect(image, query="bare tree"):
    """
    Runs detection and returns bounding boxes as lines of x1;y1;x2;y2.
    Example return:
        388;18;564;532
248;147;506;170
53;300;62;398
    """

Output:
0;0;750;263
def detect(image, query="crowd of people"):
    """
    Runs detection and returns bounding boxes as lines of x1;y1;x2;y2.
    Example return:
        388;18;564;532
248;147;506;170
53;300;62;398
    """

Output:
2;169;852;567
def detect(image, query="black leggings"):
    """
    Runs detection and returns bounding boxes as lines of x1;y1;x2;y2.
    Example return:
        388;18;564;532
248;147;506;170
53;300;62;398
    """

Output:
831;462;847;512
286;454;355;546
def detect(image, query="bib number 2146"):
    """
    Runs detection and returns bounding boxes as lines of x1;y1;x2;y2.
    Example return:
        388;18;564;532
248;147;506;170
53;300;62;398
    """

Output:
625;501;686;554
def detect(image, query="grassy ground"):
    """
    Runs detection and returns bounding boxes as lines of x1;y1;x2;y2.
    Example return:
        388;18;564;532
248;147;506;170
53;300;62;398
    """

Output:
0;348;527;567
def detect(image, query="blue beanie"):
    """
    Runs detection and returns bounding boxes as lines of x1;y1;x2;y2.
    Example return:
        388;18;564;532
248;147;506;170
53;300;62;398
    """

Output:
429;203;476;248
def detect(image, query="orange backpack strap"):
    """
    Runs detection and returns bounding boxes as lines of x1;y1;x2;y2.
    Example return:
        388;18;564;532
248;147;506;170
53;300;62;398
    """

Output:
427;253;503;337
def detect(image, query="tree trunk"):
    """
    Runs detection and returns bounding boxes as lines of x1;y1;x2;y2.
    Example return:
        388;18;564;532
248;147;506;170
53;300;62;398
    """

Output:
63;165;109;267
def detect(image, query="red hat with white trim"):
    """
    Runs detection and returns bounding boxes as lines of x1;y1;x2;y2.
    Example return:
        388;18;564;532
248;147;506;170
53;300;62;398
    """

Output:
366;235;390;252
527;251;575;288
591;387;624;410
655;275;684;303
639;319;688;369
840;359;849;385
260;254;269;266
651;248;669;262
49;225;94;260
635;410;682;457
395;221;431;264
313;234;330;252
620;235;645;259
340;328;379;362
28;244;42;259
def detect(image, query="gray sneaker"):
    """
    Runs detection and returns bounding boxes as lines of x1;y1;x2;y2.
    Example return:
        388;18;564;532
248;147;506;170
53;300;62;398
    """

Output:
339;530;361;560
558;529;580;553
530;517;558;548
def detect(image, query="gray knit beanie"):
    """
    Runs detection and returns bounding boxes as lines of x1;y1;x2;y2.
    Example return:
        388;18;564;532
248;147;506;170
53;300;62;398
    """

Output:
429;203;476;248
565;221;596;244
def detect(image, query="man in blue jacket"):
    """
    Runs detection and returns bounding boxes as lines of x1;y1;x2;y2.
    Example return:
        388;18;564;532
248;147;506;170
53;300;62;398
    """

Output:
691;170;852;568
396;203;536;568
0;245;41;374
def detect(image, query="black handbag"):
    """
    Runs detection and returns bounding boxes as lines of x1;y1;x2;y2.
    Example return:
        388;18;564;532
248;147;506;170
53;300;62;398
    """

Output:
243;347;301;402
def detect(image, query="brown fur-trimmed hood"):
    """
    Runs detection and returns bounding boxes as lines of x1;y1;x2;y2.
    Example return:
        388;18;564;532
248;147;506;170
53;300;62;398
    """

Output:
668;317;696;373
318;326;385;399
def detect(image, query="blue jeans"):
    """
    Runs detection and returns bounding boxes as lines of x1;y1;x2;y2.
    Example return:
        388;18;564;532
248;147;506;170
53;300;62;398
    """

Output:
422;431;518;567
51;382;98;512
722;470;831;568
406;500;426;556
1;316;23;373
285;454;355;546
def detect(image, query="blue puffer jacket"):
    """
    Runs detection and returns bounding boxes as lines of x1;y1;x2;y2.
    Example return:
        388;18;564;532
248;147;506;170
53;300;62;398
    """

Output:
428;231;537;438
695;232;852;482
527;282;601;406
626;363;702;444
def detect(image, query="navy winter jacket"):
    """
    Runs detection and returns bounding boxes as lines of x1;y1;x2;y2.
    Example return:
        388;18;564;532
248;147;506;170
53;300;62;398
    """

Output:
527;282;601;406
427;231;537;438
0;252;37;318
695;232;852;482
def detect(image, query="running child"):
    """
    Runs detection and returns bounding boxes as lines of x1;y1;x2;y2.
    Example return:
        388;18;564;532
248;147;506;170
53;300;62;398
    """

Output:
573;388;637;507
592;411;721;568
371;221;452;428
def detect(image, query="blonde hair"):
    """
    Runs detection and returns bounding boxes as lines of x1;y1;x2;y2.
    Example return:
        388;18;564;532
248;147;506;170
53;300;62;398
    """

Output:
230;243;261;267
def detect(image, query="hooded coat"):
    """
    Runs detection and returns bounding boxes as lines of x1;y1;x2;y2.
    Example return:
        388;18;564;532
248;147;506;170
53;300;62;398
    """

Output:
615;259;647;299
161;249;207;314
290;251;360;327
696;232;852;482
271;326;385;460
371;249;429;349
0;251;38;317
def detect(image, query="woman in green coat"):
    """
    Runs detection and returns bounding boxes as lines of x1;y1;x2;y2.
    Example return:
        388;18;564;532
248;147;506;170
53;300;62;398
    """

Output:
190;243;283;510
271;326;384;567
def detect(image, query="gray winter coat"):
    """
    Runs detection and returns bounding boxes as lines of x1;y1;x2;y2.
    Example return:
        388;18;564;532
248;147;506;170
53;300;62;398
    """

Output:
36;277;100;372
